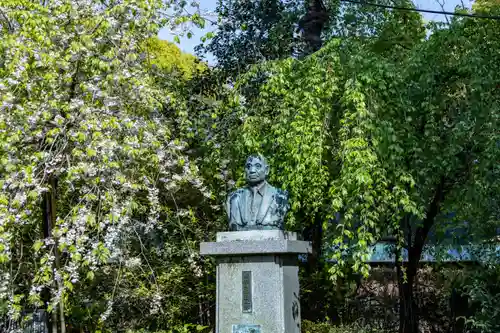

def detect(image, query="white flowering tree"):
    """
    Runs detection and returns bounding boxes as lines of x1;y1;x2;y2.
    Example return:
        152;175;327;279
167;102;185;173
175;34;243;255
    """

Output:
0;0;212;331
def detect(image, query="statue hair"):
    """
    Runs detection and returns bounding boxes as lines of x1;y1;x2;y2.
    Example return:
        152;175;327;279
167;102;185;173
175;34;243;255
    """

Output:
246;154;268;168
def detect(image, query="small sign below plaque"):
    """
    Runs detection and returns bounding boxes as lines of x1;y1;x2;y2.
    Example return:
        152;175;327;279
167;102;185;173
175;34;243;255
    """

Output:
242;271;252;313
232;324;261;333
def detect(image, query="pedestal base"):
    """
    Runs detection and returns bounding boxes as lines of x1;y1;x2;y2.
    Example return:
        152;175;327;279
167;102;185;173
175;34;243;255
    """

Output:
200;231;311;333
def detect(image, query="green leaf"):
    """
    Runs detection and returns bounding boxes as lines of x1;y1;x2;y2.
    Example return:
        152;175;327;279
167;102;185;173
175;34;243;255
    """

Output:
33;240;43;252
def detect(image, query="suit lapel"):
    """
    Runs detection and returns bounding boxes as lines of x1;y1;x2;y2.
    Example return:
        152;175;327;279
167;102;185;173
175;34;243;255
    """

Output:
256;184;273;224
239;188;251;225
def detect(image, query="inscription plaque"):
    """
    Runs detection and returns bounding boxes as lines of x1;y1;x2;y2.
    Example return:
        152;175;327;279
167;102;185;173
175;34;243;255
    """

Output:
242;271;252;312
232;324;261;333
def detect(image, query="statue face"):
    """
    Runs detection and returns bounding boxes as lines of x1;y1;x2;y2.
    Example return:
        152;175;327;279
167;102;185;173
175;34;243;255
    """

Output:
245;156;269;185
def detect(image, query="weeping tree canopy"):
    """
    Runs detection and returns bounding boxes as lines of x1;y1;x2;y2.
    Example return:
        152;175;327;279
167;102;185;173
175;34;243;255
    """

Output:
198;0;426;76
196;1;499;332
208;12;500;278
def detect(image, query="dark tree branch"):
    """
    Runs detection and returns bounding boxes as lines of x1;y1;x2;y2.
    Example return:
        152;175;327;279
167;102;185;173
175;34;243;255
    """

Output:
298;0;329;55
0;8;13;33
408;176;446;276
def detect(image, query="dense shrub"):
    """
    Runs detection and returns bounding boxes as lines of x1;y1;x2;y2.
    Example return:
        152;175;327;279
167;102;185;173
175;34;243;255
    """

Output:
302;320;387;333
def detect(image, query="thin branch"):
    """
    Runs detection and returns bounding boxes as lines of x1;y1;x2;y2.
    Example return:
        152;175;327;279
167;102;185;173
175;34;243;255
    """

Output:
0;8;13;33
435;0;450;24
12;240;23;283
169;192;195;257
132;226;162;305
109;249;123;309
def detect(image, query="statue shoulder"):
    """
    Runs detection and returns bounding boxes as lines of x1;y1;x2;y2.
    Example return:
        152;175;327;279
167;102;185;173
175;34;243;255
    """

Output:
276;188;289;201
268;185;289;201
227;188;246;202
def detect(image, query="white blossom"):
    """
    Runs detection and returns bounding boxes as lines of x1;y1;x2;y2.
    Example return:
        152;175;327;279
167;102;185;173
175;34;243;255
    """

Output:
125;257;141;268
0;0;209;325
149;293;163;315
100;302;113;322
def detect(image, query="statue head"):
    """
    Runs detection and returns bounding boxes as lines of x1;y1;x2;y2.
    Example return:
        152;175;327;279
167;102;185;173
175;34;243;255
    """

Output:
244;154;269;186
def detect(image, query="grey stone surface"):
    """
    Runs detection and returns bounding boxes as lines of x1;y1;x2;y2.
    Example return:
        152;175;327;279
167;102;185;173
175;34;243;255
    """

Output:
200;239;311;256
201;230;310;333
216;255;302;333
216;230;298;242
282;256;301;333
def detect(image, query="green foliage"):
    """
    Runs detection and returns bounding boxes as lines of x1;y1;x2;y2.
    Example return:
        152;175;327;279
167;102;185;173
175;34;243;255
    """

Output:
202;0;427;77
472;0;500;14
198;0;302;75
369;4;426;58
302;320;332;333
196;4;500;329
125;323;210;333
211;4;500;283
0;0;216;331
143;37;207;81
457;257;500;333
302;320;386;333
1;0;499;331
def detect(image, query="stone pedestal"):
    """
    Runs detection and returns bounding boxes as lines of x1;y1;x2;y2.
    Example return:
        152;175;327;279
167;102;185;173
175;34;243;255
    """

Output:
200;230;312;333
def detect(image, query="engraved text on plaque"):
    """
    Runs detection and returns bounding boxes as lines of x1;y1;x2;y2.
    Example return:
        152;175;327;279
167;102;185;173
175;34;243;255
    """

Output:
242;271;252;313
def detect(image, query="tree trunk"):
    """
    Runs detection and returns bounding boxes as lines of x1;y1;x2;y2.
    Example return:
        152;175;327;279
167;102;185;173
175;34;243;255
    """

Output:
43;177;65;333
299;0;329;56
398;177;447;333
301;214;325;321
398;214;419;333
42;183;55;333
450;287;467;333
50;177;66;333
51;311;58;333
295;3;328;316
398;266;419;333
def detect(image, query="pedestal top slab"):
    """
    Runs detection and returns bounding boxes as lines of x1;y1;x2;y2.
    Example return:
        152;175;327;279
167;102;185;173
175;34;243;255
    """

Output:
200;241;311;257
216;230;298;242
201;230;311;256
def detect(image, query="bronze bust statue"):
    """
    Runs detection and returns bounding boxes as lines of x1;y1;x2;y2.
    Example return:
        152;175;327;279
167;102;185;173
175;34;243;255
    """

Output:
226;155;289;231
